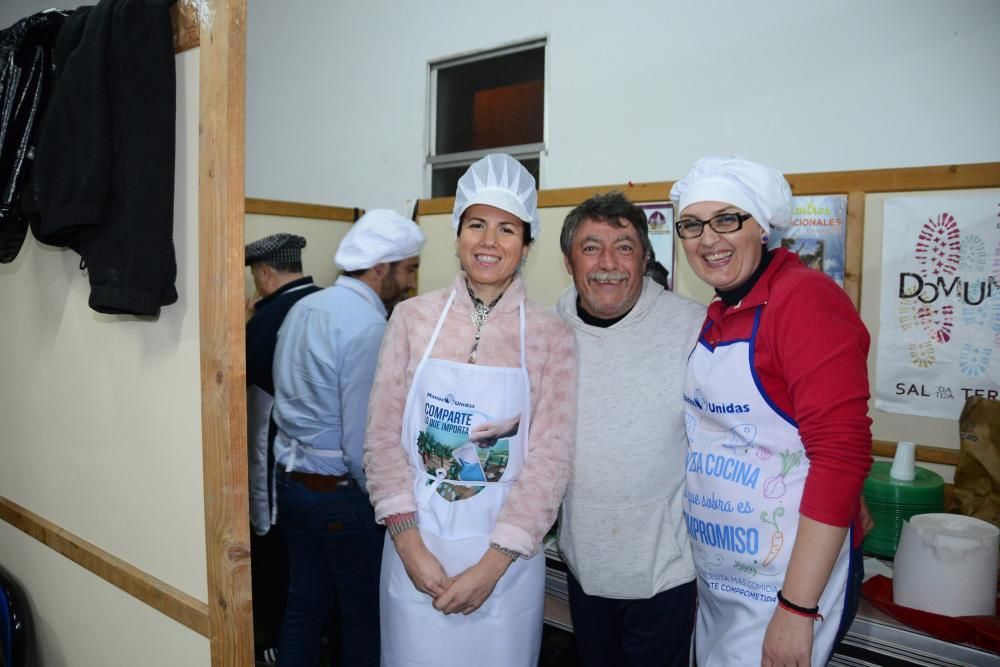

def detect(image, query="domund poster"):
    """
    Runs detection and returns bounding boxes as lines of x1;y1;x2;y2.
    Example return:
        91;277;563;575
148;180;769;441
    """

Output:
875;192;1000;419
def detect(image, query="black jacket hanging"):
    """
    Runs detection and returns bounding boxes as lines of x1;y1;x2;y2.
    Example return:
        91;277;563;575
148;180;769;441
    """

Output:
0;10;67;264
26;0;177;316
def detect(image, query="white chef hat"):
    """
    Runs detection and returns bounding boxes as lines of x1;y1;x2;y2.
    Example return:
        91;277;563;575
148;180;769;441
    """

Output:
452;153;540;239
669;156;792;232
334;209;426;271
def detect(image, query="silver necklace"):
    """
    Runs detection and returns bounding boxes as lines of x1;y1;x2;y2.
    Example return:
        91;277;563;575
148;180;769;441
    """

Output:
465;279;504;364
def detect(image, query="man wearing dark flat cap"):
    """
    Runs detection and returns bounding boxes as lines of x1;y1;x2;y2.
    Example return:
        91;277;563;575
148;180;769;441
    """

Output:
244;232;321;663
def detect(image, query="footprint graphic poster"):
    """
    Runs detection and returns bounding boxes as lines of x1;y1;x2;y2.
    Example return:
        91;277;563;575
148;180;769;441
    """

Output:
875;193;1000;419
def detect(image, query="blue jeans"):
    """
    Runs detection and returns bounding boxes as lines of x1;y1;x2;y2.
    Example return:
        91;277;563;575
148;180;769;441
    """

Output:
275;471;382;667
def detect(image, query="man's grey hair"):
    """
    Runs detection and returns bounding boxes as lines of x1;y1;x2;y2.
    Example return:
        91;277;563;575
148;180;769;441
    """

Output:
559;191;653;259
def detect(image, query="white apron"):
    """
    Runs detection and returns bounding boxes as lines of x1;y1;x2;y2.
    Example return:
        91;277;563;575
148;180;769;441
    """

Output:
683;308;850;666
380;290;545;667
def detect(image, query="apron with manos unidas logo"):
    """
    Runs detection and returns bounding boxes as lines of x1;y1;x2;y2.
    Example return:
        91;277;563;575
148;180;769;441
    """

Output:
683;308;850;666
380;290;544;667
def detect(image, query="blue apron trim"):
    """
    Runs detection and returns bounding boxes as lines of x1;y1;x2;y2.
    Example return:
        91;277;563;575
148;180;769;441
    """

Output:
747;307;799;428
827;523;863;664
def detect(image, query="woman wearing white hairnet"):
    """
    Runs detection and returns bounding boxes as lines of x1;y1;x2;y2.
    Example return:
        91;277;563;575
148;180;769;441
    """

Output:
671;156;872;666
364;153;576;666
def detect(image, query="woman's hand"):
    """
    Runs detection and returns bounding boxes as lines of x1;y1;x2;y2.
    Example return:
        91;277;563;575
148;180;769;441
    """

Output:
392;529;451;598
762;605;814;667
433;548;512;615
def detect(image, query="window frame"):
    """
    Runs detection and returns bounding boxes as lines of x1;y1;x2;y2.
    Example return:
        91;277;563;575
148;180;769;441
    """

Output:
426;37;548;197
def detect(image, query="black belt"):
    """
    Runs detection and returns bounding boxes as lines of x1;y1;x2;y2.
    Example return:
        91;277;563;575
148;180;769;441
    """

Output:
287;470;357;492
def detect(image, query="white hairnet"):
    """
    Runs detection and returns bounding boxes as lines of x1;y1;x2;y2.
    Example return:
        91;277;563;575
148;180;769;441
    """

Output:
452;153;539;239
669;156;792;233
334;209;426;271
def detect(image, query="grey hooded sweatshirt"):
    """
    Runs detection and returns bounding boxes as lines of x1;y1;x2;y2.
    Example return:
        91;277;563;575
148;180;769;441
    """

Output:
556;278;705;599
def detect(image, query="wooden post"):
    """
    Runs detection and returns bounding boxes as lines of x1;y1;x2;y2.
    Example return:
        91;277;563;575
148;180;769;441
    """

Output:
845;190;865;309
198;1;253;665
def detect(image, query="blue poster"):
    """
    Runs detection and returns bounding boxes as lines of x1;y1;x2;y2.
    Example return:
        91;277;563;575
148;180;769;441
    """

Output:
768;195;847;286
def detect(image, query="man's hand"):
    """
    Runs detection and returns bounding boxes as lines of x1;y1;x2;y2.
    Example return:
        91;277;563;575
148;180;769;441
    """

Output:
393;529;451;598
433;548;512;615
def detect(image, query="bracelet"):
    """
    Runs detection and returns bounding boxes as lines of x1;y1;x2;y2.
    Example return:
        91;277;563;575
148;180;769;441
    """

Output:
385;513;418;538
489;543;520;562
776;590;824;621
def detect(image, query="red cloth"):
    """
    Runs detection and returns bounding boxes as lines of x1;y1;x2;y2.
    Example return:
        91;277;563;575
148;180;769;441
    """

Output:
702;249;873;544
862;575;1000;654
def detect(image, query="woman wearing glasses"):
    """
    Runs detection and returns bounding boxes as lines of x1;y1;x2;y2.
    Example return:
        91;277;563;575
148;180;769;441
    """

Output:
670;156;872;667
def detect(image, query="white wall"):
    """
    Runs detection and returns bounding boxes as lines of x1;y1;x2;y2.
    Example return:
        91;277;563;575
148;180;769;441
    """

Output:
246;0;1000;215
0;3;210;663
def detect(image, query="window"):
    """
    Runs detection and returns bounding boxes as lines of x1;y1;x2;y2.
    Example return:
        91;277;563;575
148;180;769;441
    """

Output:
428;40;545;197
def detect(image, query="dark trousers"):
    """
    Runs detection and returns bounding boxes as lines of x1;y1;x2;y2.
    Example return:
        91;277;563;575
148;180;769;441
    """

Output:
250;527;289;650
275;472;383;667
567;572;697;667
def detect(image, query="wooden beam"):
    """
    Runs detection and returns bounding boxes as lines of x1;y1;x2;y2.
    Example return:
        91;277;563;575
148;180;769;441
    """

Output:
170;0;199;53
415;162;1000;217
784;162;1000;195
199;1;253;665
844;191;865;309
0;496;209;637
871;439;960;467
245;197;361;222
417;182;673;216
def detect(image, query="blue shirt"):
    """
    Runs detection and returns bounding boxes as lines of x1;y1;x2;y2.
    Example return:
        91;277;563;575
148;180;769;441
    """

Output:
271;276;387;486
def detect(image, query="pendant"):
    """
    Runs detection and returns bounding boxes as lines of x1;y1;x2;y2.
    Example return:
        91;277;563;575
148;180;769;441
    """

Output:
470;303;489;328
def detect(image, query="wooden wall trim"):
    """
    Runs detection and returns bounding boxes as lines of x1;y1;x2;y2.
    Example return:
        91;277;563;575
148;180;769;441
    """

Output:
844;191;865;308
199;1;253;665
784;162;1000;195
871;439;961;467
246;197;361;222
416;162;1000;216
170;0;199;53
0;496;209;637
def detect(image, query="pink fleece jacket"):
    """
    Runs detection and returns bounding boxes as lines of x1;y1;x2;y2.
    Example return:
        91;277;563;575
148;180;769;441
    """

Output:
363;273;577;556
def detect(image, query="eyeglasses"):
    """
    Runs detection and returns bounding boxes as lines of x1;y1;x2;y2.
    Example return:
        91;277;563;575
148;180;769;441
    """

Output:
675;212;753;239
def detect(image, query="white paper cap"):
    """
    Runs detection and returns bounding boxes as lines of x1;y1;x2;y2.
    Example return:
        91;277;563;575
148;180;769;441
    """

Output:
670;155;792;233
334;209;426;271
452;153;539;239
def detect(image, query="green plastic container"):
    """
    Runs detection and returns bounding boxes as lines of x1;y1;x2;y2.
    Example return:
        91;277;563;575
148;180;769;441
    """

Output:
862;461;944;557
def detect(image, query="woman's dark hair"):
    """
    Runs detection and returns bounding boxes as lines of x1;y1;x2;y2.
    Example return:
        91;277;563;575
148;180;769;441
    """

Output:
457;211;533;246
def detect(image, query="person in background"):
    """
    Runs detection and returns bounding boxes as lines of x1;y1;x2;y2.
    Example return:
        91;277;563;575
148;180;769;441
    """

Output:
671;156;872;666
244;233;322;664
364;153;576;666
271;210;425;667
645;248;671;290
555;192;706;667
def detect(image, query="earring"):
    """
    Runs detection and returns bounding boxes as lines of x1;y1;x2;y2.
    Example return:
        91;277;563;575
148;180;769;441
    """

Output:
762;234;769;244
520;256;528;267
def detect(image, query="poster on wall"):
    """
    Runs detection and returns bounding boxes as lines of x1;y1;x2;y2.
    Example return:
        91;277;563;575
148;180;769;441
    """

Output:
767;195;847;286
875;193;1000;419
641;202;674;289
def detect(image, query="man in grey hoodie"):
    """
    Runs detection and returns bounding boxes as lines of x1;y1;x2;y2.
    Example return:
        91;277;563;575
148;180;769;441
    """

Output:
556;192;706;667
